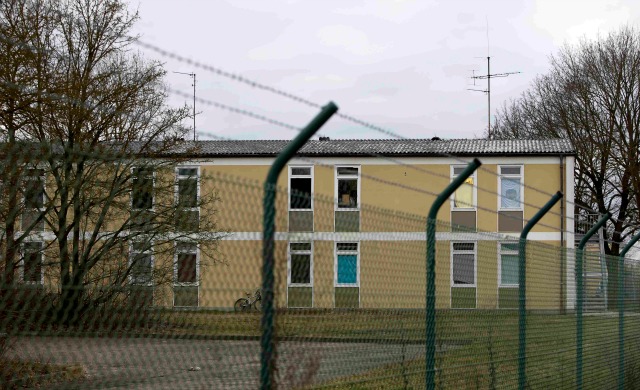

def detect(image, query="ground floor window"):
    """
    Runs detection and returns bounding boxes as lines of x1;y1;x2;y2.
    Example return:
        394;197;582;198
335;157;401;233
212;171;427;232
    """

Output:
130;241;153;285
451;242;476;309
499;242;519;286
288;242;313;308
335;242;359;308
174;242;199;307
22;241;43;284
451;242;476;287
336;242;359;285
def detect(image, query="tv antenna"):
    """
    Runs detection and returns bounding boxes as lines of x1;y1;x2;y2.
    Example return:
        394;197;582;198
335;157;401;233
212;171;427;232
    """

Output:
468;20;520;138
173;71;197;141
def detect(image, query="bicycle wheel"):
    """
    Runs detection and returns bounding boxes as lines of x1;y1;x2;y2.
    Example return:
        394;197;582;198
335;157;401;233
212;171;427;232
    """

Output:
253;298;262;312
234;298;250;312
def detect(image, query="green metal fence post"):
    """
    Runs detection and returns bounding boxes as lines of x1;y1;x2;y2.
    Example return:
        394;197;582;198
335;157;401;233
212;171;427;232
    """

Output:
426;158;481;390
576;212;610;390
618;230;640;390
518;191;563;390
261;102;338;390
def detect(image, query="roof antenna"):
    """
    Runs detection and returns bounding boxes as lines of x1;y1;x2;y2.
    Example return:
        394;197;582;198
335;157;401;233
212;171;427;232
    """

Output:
174;71;197;141
467;17;521;139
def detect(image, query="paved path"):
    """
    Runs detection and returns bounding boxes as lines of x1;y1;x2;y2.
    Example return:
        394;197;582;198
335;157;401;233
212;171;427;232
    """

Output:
8;336;426;389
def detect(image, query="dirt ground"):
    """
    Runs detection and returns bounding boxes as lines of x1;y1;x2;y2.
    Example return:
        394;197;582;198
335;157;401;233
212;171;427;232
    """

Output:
7;336;425;389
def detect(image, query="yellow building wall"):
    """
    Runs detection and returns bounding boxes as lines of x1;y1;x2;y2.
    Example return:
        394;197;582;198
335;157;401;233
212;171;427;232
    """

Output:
25;158;569;311
477;240;498;309
312;240;334;308
524;165;563;232
198;239;287;308
477;164;498;232
200;165;288;233
360;165;449;230
313;167;335;232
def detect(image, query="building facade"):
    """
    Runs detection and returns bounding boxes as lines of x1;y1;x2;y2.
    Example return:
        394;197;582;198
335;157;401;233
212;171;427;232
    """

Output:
163;138;576;311
5;138;577;311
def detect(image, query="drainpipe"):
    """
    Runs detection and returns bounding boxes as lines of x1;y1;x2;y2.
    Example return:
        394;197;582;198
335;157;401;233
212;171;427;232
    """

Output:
560;155;565;314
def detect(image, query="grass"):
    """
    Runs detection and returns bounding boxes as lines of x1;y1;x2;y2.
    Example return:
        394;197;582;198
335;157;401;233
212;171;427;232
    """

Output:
162;309;640;389
3;308;639;389
0;360;85;389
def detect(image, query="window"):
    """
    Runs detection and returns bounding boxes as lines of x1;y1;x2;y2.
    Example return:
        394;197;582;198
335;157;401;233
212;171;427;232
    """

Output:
451;242;476;286
289;166;313;210
289;242;312;286
130;242;153;285
174;242;198;285
132;167;153;210
24;169;44;209
335;242;359;286
176;167;199;231
22;169;45;231
499;166;523;210
451;166;476;209
499;242;519;286
22;242;43;284
336;166;359;209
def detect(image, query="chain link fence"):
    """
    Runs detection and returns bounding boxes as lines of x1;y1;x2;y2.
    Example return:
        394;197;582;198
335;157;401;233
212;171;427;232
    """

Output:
0;146;639;389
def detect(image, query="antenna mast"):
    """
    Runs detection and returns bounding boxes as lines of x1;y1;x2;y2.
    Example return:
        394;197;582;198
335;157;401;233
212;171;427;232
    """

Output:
173;71;197;141
467;20;520;138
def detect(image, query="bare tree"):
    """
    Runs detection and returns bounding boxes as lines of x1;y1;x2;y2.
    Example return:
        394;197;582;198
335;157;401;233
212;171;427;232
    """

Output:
491;26;640;308
0;0;57;288
1;0;222;323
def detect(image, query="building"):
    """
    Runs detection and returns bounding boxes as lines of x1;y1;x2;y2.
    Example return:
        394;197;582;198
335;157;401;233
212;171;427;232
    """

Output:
162;138;576;311
3;138;577;311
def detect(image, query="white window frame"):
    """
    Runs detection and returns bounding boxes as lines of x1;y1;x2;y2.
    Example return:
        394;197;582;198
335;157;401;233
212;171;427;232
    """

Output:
131;166;155;211
498;165;524;211
288;241;313;287
335;166;361;211
450;241;477;288
175;166;200;208
450;165;477;210
334;242;360;287
288;166;314;211
129;241;154;286
498;241;519;287
173;241;200;287
21;241;44;284
22;168;46;232
175;166;200;226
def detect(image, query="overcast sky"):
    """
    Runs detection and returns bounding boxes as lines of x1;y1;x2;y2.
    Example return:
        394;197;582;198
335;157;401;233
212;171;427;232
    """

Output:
129;0;640;141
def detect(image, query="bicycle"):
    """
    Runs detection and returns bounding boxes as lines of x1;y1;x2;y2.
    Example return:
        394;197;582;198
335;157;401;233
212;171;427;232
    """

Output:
234;289;262;312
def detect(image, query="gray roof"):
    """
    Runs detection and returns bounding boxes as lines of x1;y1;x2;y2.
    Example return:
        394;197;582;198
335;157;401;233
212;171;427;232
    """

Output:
169;138;575;157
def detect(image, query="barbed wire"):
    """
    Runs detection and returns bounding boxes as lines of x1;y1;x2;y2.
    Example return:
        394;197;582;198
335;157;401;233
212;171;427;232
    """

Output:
3;29;640;242
175;88;591;232
182;91;640;241
133;38;611;217
1;30;624;225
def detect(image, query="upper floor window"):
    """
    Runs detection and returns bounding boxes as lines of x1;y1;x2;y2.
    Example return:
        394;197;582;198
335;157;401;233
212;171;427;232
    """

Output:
499;166;523;210
289;166;313;210
23;169;44;210
176;167;200;231
177;168;199;208
132;167;153;210
451;166;476;209
336;166;359;209
22;169;45;232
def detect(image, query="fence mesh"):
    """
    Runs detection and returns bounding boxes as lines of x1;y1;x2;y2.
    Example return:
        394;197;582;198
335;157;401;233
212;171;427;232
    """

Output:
1;146;640;390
